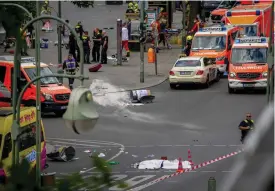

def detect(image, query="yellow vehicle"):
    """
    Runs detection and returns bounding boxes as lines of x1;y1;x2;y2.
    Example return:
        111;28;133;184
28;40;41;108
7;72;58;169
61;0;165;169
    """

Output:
0;107;47;176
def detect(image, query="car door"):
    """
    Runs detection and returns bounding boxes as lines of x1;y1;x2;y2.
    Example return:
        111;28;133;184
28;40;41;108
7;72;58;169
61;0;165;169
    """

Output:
0;65;11;106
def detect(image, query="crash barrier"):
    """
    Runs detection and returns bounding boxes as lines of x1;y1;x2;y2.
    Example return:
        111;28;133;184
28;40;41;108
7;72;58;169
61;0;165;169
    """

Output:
46;146;75;162
130;90;155;103
41;172;56;187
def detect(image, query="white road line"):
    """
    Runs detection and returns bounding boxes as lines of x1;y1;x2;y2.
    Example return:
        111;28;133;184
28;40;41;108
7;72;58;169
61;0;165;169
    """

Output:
212;145;227;147
193;145;208;147
222;171;233;173
125;146;137;148
174;145;190;147
201;171;216;173
140;145;154;147
48;141;101;147
158;145;173;147
229;145;241;147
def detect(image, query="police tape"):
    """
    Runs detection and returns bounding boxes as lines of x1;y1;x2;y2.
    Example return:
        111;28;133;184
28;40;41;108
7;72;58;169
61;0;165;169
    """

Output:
128;149;243;191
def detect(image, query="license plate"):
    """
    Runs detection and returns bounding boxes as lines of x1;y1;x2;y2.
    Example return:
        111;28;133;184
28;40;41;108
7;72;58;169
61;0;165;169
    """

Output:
243;84;255;87
180;71;192;75
61;106;67;109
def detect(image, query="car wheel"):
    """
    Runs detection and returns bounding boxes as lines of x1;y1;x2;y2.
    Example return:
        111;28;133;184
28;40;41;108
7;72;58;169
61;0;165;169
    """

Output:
170;84;177;89
54;110;66;117
228;84;234;94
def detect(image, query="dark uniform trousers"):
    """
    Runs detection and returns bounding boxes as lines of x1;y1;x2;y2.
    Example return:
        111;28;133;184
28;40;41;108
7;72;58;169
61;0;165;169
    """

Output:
101;47;108;64
92;44;100;62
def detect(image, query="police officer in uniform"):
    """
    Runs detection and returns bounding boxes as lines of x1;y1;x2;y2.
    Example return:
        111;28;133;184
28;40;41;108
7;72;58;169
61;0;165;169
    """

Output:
92;28;101;62
75;21;84;62
239;113;255;144
101;30;108;64
82;31;91;63
63;54;79;90
68;32;77;60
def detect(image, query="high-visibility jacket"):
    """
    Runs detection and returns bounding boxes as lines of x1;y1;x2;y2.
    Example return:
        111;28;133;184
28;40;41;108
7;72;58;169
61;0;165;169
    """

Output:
244;119;254;129
20;28;27;40
63;59;78;75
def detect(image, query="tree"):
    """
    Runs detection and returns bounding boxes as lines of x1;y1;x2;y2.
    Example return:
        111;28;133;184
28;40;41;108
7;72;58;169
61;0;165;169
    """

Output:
0;1;94;37
0;156;127;191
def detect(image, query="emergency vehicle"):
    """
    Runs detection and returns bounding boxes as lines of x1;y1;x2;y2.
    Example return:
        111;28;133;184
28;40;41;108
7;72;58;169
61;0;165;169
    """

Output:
0;56;71;116
228;37;269;93
225;3;272;37
190;25;239;74
210;0;237;23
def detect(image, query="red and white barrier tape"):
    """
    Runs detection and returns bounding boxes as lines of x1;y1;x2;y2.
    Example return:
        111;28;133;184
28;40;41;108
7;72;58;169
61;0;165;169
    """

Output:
128;149;243;191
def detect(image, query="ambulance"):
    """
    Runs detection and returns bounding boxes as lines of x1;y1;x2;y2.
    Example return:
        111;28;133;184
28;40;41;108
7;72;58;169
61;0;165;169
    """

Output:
190;25;240;75
228;37;269;93
225;3;272;37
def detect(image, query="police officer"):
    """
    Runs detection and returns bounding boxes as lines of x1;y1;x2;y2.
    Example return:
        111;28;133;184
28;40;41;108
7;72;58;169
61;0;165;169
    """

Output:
75;21;84;38
101;30;108;64
68;32;77;60
63;54;79;90
239;113;255;144
82;31;91;63
92;28;101;62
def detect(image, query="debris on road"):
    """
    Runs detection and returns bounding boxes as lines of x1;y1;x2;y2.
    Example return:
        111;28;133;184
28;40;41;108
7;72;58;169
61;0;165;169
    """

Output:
98;153;106;158
132;155;138;158
84;150;91;153
147;154;155;158
125;152;128;154
108;161;119;165
47;146;76;162
135;159;191;170
130;90;155;104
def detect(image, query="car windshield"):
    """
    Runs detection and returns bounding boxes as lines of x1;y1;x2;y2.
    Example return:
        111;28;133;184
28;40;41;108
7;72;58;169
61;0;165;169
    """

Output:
175;60;201;67
219;0;236;8
239;25;258;37
231;48;267;64
192;35;226;50
25;67;59;85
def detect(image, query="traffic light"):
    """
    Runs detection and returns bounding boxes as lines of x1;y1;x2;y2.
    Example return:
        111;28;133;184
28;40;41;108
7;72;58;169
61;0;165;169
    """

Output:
63;87;99;134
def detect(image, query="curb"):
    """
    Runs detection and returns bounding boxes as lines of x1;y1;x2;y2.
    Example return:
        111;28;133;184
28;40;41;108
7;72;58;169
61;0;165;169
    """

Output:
94;76;168;95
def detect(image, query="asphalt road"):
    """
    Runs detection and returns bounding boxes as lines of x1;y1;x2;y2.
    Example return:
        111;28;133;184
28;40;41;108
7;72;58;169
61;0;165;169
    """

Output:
43;77;265;190
38;2;266;190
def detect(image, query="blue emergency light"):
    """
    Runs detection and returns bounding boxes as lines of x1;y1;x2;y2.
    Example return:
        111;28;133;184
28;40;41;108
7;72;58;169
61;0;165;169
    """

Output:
256;10;261;16
226;11;232;17
235;38;267;43
199;26;227;32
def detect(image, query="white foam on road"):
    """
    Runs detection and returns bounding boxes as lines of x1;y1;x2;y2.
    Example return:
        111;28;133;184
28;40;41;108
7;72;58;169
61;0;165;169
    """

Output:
136;159;191;170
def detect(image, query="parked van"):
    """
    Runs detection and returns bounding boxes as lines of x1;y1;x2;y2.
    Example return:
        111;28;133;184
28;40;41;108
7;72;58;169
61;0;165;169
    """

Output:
0;56;71;116
0;107;47;177
190;24;240;74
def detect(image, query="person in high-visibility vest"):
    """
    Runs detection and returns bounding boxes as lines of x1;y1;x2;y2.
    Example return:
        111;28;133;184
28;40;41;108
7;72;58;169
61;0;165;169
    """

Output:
63;54;79;90
20;25;28;56
239;113;255;144
82;31;91;63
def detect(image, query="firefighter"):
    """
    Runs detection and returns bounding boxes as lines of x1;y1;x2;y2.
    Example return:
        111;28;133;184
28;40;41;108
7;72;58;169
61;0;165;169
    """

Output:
82;31;91;63
183;35;193;56
92;28;101;62
239;113;255;144
63;54;79;90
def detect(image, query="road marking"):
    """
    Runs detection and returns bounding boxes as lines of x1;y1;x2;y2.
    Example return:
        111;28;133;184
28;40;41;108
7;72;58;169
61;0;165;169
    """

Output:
174;145;190;147
158;145;173;147
212;145;227;147
222;171;233;173
47;138;125;175
201;170;216;173
140;145;154;147
48;141;101;147
193;145;208;147
128;149;242;191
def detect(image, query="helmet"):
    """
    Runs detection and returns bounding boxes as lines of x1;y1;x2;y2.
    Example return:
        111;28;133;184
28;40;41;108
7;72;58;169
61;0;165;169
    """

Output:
186;35;193;41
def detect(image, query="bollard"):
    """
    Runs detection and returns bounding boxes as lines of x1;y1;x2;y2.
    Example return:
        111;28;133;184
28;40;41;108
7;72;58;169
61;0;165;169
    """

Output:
208;177;216;191
41;172;56;187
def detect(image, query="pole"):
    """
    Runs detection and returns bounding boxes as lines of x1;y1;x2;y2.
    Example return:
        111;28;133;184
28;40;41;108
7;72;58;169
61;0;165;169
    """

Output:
208;177;216;191
117;19;122;66
57;1;64;84
140;1;145;83
35;1;41;187
181;0;186;53
11;27;22;166
154;27;158;75
12;15;86;168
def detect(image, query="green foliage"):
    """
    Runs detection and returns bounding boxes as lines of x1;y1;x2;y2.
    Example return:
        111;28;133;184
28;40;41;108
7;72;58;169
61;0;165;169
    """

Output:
0;156;127;191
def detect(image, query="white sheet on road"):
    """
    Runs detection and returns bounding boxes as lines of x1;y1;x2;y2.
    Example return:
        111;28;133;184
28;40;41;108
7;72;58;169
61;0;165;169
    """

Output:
137;159;191;170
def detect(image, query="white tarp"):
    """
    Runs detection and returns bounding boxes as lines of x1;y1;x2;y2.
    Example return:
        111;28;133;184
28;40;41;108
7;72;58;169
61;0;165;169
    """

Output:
137;159;191;170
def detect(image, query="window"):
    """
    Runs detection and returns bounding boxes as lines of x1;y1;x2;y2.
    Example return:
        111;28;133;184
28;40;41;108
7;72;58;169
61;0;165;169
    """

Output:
175;60;201;67
18;123;44;152
24;67;59;85
203;58;215;66
192;35;226;50
2;133;11;159
11;68;28;89
231;48;268;64
0;66;6;83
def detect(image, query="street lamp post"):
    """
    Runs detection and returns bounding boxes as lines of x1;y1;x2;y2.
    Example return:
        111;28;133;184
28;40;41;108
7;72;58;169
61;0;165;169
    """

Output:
13;15;85;187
